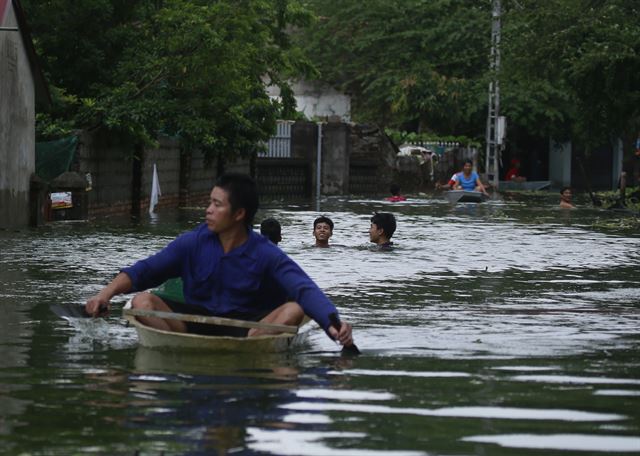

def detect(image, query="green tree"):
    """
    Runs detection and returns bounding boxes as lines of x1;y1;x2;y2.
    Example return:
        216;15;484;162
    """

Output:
298;0;490;136
501;0;640;147
24;0;312;161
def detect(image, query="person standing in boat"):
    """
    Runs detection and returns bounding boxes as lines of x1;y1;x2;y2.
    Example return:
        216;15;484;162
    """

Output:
85;173;353;347
369;212;396;251
313;216;333;248
452;159;489;196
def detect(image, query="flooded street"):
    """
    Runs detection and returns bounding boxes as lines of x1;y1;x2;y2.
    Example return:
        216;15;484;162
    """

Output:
1;193;639;455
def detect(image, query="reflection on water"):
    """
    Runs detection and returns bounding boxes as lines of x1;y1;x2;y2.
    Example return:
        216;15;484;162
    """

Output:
463;433;640;452
0;193;639;454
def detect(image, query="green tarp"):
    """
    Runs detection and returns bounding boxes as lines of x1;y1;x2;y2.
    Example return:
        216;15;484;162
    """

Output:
35;136;78;182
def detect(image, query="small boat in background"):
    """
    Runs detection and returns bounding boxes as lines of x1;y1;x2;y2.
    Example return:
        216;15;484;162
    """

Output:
498;180;551;191
444;190;489;203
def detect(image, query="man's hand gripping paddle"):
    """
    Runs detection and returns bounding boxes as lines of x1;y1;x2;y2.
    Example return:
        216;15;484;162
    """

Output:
50;303;108;319
329;313;360;355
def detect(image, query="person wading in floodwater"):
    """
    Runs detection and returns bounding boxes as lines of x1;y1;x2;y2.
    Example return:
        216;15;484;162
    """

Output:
369;212;396;251
260;217;282;245
313;216;334;248
559;187;576;209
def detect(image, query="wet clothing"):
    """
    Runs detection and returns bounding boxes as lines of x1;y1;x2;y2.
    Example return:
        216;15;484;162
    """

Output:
371;241;394;251
378;241;394;251
122;223;337;331
454;171;479;191
385;195;407;202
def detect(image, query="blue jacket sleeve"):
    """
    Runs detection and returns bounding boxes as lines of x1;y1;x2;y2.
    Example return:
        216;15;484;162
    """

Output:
121;234;188;292
266;250;338;332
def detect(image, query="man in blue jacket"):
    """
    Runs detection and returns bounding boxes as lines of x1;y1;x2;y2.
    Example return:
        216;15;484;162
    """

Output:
86;173;353;346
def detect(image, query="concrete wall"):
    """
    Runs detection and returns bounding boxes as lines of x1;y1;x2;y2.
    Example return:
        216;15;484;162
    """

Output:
73;119;393;217
290;121;317;161
76;129;136;215
187;150;249;206
286;121;396;196
76;130;252;215
143;137;181;210
549;140;572;188
349;125;397;194
291;80;351;122
265;79;351;122
0;4;35;229
320;122;351;195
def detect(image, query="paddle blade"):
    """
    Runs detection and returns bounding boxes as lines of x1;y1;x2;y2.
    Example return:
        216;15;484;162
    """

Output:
341;343;361;356
328;312;361;355
50;303;107;319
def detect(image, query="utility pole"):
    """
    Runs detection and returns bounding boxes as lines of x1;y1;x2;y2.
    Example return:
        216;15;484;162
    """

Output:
485;0;502;188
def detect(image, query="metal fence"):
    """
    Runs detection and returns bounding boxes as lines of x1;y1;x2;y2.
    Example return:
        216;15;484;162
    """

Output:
256;160;311;198
259;121;293;158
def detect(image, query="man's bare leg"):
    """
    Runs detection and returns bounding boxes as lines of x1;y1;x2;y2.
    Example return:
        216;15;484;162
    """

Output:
131;292;187;332
248;301;305;337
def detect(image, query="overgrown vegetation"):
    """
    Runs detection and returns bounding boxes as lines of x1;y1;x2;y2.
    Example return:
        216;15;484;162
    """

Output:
298;0;640;156
594;186;640;211
25;0;640;164
25;0;313;160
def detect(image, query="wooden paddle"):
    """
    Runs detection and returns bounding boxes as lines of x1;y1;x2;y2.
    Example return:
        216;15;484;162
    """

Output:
329;313;361;355
50;303;108;319
123;308;299;334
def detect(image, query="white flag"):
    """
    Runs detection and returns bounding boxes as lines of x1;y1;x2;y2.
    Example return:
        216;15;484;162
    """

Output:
149;163;161;214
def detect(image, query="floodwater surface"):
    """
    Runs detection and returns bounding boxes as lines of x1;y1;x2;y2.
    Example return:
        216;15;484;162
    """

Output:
1;192;639;455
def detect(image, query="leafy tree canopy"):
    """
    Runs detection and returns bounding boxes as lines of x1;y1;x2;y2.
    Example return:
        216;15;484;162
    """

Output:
501;0;640;148
299;0;640;151
297;0;491;137
24;0;313;159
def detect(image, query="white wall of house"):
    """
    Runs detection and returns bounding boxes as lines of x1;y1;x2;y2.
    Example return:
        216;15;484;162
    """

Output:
0;1;36;229
266;79;351;122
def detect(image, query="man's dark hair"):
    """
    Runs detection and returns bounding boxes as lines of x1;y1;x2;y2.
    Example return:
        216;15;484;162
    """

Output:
463;159;473;166
560;186;571;194
214;173;259;227
371;212;396;238
260;218;282;244
389;183;401;196
313;216;334;231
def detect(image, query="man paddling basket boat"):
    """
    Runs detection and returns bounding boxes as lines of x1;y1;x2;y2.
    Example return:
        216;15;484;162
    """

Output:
85;173;355;350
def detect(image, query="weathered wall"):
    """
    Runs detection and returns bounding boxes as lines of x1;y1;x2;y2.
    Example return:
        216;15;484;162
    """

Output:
291;121;317;161
143;137;181;210
549;140;572;189
76;129;135;216
76;129;252;215
187;151;249;206
265;80;351;122
291;80;351;122
72;119;394;218
78;132;204;214
321;122;350;195
286;121;397;196
0;4;35;229
349;125;397;194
